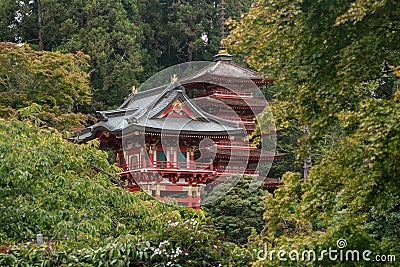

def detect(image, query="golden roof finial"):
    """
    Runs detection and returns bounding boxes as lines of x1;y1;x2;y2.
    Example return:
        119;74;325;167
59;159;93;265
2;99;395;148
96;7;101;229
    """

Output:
171;74;178;83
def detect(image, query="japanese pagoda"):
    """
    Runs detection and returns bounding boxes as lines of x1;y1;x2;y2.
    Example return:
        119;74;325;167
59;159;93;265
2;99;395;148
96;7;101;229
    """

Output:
71;52;282;208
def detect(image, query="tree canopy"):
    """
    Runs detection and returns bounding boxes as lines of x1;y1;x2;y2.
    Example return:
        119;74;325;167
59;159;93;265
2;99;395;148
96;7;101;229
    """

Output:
57;0;144;109
0;119;251;266
226;0;400;265
0;0;144;109
226;0;399;135
0;0;254;111
0;43;92;130
204;175;266;245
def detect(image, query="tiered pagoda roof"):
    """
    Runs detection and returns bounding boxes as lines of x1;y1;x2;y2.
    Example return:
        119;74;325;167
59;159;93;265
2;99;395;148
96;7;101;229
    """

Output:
180;52;273;88
70;50;283;201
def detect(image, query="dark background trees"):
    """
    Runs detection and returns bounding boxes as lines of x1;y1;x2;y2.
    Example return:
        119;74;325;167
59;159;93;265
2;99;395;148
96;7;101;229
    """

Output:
0;0;253;110
203;175;266;245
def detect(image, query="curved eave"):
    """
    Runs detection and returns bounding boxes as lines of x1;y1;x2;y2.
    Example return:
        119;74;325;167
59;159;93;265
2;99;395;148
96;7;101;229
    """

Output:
69;125;122;144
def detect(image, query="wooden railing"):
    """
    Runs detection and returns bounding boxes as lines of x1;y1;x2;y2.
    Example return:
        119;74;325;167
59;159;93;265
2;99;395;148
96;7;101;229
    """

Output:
124;161;212;171
121;161;258;176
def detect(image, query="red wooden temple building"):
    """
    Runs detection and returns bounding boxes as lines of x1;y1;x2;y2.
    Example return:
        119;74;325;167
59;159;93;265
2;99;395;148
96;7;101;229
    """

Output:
71;52;282;208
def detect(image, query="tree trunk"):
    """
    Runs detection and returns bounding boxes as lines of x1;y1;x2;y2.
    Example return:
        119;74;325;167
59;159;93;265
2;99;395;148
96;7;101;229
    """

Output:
37;0;44;50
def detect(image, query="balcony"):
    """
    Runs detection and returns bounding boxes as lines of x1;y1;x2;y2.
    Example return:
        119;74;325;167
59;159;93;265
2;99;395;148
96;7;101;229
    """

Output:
118;159;259;183
124;160;212;171
119;160;216;184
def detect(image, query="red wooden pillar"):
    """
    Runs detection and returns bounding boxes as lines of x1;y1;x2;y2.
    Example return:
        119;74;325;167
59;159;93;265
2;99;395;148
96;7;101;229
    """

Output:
116;150;125;169
166;149;170;169
152;145;157;168
186;149;190;169
187;186;193;208
173;148;178;168
189;147;195;169
148;147;153;168
141;147;146;168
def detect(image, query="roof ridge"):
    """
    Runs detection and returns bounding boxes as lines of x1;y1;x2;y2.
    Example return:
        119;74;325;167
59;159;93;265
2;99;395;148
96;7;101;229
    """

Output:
226;61;260;76
135;82;182;120
119;84;168;109
177;62;215;84
146;82;213;122
177;59;263;84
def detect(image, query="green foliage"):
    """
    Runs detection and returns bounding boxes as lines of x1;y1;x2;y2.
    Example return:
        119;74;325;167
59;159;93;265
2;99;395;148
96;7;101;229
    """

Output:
249;83;303;180
263;117;303;179
302;96;400;220
137;0;219;76
263;172;312;238
1;0;254;110
0;0;143;110
0;119;252;266
226;0;400;145
0;119;118;244
0;233;251;266
226;0;400;265
0;43;92;130
203;175;266;245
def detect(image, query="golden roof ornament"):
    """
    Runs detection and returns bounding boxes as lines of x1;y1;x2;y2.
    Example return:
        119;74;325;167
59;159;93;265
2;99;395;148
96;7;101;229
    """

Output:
171;74;178;83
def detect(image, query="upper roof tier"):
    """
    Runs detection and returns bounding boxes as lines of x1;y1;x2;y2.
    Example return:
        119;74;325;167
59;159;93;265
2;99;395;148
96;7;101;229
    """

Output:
180;52;273;87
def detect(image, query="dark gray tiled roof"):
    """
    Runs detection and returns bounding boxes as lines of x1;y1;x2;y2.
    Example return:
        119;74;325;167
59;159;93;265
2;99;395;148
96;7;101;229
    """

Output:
134;117;238;133
148;88;179;118
119;85;167;110
179;56;261;83
71;82;244;142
